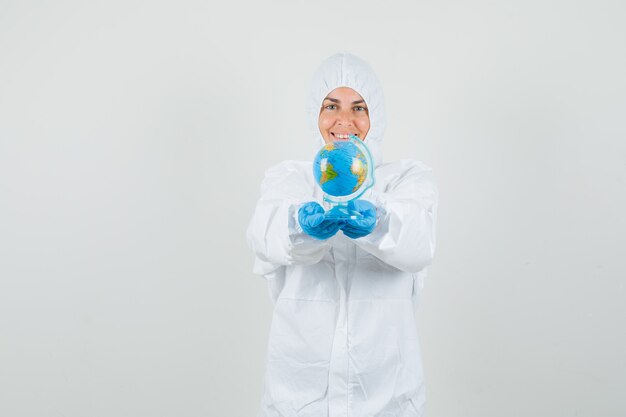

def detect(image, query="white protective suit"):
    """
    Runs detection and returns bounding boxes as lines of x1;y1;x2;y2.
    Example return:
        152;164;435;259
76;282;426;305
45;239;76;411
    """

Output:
246;52;438;417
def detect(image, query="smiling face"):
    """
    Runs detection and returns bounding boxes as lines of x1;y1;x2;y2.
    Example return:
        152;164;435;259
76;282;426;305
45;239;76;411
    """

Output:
318;87;370;144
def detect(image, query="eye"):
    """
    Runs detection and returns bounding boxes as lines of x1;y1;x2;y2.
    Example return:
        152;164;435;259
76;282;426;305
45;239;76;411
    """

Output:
354;106;367;112
324;104;337;111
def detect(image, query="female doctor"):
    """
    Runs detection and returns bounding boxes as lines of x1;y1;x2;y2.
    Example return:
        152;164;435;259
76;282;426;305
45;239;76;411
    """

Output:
246;52;438;417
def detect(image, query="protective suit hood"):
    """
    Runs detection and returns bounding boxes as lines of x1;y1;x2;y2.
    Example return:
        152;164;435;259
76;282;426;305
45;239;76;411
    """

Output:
305;52;386;166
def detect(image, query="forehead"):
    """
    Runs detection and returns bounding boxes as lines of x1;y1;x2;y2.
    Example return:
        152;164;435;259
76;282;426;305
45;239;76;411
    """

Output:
323;87;366;102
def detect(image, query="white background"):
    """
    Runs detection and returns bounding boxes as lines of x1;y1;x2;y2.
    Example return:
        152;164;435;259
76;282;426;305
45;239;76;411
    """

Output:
1;1;625;416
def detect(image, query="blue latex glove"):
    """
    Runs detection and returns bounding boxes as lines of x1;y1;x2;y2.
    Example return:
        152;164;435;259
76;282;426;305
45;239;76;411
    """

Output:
298;202;341;240
340;200;377;239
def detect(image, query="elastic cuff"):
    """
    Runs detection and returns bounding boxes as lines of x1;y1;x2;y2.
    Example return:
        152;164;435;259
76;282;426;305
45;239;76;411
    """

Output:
289;201;305;235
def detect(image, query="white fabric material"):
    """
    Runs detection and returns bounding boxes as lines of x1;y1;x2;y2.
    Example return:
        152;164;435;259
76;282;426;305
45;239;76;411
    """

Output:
246;52;438;417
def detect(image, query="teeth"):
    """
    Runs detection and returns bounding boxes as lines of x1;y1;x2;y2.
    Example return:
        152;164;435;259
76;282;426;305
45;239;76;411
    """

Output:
334;133;354;139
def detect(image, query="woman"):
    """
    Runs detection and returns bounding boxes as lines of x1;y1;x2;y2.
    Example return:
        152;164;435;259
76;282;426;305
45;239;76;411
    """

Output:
246;52;438;417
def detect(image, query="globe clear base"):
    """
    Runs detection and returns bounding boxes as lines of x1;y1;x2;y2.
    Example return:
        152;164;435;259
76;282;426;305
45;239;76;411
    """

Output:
324;203;363;220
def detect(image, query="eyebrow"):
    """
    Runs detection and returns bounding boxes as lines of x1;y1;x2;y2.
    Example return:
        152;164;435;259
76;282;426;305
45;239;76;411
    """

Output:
323;97;366;105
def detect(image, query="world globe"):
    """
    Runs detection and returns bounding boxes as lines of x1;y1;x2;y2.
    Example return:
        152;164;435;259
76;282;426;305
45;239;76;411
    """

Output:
313;135;375;219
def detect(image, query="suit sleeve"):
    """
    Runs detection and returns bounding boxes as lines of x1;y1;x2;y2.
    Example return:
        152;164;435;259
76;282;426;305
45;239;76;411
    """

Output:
246;161;332;277
354;160;438;274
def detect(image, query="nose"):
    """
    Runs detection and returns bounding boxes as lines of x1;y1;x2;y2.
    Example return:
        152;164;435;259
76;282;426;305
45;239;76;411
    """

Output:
336;108;354;126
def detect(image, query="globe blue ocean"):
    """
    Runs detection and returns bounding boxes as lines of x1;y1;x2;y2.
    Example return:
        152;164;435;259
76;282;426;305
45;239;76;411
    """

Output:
313;140;369;198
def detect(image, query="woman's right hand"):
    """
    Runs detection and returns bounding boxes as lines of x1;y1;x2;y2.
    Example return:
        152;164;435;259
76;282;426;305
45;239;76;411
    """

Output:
298;202;341;240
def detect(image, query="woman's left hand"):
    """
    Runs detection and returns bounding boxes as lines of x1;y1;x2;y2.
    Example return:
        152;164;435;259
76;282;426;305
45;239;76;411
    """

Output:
341;200;377;239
